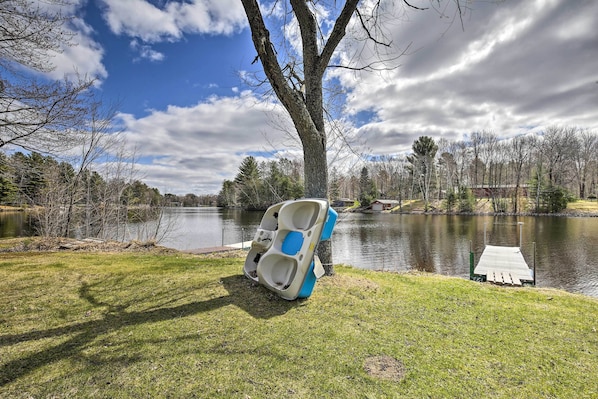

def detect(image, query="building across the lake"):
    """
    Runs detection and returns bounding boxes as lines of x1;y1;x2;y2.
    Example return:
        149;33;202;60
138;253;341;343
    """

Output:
332;198;356;208
370;199;400;212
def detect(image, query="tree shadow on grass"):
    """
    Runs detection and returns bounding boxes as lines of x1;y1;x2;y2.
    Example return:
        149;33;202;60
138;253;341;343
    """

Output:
0;273;300;386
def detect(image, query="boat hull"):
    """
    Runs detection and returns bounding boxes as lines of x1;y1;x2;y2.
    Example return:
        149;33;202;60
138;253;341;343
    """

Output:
243;199;337;300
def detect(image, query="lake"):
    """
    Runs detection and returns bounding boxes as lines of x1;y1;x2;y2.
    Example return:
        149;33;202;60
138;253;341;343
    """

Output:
2;207;598;298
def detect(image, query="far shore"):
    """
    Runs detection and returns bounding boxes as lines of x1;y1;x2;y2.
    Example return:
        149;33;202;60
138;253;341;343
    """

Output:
343;198;598;218
2;199;598;218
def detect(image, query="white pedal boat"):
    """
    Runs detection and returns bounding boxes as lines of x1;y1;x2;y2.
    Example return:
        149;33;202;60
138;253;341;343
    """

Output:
243;198;337;300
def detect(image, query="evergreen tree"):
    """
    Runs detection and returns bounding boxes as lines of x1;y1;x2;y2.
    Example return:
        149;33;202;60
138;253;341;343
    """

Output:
218;180;236;208
234;156;262;210
0;153;17;203
11;152;48;204
409;136;438;211
458;186;475;213
358;167;377;207
530;173;570;213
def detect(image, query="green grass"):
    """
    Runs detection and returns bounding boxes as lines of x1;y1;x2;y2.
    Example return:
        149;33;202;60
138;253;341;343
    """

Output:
1;251;597;398
567;199;598;213
390;199;422;212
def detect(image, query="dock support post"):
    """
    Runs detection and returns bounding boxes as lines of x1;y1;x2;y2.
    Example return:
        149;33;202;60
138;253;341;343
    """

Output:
469;241;474;280
484;222;487;246
518;222;524;248
222;227;225;246
533;241;536;287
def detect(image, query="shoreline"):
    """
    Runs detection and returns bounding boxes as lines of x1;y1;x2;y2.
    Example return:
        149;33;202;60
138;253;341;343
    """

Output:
3;203;598;218
342;207;598;218
342;198;598;218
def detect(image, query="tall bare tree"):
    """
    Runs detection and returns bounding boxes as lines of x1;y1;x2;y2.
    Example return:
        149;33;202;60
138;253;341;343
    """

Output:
541;125;577;187
63;101;122;237
241;0;357;273
469;131;484;186
0;0;95;153
572;128;597;199
510;134;536;213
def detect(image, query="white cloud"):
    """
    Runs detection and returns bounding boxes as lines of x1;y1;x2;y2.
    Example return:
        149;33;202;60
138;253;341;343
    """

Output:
49;25;108;82
333;0;598;154
173;0;248;36
98;0;247;42
36;3;108;82
100;0;181;41
130;39;165;62
117;92;295;194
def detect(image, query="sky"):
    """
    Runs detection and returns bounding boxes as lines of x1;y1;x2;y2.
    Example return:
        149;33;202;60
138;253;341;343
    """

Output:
29;0;598;195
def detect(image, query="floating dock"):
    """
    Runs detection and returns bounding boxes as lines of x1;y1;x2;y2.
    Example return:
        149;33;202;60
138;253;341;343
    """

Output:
472;245;535;286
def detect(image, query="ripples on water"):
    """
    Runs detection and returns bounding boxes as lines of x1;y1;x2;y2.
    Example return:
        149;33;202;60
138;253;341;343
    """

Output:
331;212;598;298
2;207;597;298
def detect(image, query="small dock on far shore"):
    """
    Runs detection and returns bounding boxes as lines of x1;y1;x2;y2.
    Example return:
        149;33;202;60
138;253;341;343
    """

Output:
472;245;534;286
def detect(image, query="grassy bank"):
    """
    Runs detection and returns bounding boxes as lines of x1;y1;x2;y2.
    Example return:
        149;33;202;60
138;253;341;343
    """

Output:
1;249;597;398
389;198;598;215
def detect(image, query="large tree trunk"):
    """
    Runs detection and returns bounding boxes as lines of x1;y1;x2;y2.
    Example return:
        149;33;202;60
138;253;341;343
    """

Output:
300;128;332;274
240;0;359;275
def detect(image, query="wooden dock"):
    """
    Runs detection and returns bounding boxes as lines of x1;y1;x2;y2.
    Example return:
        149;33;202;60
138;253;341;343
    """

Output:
472;245;534;286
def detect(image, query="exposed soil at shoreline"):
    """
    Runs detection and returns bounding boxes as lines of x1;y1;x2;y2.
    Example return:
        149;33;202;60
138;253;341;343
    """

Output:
0;237;178;254
0;237;249;258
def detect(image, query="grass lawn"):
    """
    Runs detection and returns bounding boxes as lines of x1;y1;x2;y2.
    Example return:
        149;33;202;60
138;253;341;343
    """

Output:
1;249;597;398
567;199;598;214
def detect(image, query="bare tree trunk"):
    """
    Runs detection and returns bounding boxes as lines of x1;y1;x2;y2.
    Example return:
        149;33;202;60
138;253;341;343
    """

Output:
301;131;333;273
573;129;598;199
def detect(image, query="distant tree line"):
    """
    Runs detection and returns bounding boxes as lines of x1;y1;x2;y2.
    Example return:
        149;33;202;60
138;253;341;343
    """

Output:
221;126;597;214
340;126;597;213
163;193;218;207
218;156;304;210
0;151;166;239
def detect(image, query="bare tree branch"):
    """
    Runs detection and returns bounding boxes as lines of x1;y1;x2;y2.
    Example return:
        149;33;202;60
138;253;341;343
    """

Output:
328;42;411;71
241;0;313;134
0;0;76;73
354;8;392;48
403;0;429;11
0;0;97;155
318;0;360;76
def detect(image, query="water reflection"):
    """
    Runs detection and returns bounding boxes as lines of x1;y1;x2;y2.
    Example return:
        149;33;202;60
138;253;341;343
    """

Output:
2;208;597;298
158;208;263;250
0;211;34;237
332;213;598;298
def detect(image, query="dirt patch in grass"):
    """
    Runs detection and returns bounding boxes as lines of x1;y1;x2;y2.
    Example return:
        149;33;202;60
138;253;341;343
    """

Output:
196;249;248;259
364;355;406;382
319;273;380;291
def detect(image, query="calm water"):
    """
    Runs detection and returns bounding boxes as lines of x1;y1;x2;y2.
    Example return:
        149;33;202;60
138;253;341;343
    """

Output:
2;208;598;298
